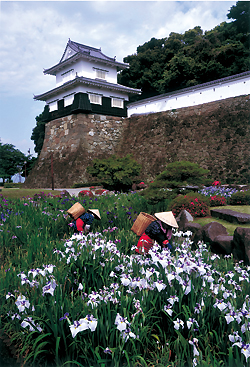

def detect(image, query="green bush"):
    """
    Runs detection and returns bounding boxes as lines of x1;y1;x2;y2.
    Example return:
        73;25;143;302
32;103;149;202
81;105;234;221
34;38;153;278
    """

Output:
140;186;177;205
154;161;209;188
86;154;141;191
3;182;23;188
141;160;209;204
229;190;250;205
170;192;210;218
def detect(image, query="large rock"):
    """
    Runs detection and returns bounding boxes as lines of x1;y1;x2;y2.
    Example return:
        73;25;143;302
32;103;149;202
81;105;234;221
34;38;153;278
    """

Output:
193;222;228;245
176;210;194;231
211;209;250;224
211;235;234;255
232;227;250;264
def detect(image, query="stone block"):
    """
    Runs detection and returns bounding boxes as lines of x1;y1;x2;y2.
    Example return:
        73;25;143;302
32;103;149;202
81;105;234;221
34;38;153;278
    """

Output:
211;235;234;255
233;227;250;264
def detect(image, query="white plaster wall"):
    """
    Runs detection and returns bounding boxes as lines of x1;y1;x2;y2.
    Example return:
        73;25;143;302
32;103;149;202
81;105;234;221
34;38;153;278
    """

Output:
56;59;117;87
127;75;250;116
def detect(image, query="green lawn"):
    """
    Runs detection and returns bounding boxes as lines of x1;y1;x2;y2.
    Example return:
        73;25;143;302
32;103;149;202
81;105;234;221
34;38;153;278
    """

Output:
194;205;250;236
0;188;62;199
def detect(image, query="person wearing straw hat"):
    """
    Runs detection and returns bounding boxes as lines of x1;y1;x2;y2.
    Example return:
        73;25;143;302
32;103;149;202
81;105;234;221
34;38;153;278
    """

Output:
136;211;178;254
67;202;101;233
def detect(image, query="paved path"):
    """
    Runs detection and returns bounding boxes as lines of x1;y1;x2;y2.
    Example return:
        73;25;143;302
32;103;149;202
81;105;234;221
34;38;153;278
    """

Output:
56;188;91;197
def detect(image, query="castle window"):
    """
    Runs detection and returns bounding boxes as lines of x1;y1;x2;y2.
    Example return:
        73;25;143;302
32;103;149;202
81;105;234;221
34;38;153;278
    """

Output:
89;93;102;105
61;69;74;83
64;93;75;107
94;67;108;80
111;98;124;108
48;100;58;112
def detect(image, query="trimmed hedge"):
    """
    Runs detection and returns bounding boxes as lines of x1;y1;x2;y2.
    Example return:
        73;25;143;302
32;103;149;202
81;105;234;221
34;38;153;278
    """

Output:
229;190;250;205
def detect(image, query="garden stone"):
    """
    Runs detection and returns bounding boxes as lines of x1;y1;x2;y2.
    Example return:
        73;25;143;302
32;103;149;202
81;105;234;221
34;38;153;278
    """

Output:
211;235;234;255
193;222;228;245
211;209;250;224
232;227;250;265
176;210;194;231
185;222;202;233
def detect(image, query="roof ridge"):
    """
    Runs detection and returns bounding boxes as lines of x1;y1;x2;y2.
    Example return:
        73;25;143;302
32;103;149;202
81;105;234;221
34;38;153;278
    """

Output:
69;39;101;52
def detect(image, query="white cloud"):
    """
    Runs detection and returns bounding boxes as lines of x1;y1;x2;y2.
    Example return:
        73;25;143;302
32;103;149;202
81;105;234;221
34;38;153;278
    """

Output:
0;0;236;155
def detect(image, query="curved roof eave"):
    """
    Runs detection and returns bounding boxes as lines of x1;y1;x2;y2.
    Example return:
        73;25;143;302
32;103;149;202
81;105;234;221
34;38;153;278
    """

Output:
34;77;141;101
44;53;129;75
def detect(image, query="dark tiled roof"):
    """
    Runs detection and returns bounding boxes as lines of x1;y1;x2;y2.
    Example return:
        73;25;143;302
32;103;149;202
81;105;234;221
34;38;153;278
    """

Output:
34;76;141;101
44;39;128;75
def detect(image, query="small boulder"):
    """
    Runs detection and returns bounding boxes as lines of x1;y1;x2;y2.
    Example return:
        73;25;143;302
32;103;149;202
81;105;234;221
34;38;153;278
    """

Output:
232;227;250;264
203;222;228;244
211;235;234;255
193;222;228;245
176;210;194;231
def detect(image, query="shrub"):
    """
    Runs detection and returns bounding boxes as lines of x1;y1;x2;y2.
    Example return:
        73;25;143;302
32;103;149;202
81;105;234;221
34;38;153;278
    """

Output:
141;160;209;204
86;154;141;192
170;193;210;218
209;195;227;207
78;190;94;198
153;161;209;189
229;190;250;205
140;186;177;205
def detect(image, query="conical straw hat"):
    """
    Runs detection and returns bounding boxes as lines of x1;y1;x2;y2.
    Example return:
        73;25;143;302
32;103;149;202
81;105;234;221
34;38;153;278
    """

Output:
67;202;85;220
88;209;101;220
154;211;178;228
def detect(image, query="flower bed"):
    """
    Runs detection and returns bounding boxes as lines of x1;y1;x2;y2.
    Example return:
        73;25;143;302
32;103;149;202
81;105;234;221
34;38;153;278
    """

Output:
78;190;94;198
1;192;250;367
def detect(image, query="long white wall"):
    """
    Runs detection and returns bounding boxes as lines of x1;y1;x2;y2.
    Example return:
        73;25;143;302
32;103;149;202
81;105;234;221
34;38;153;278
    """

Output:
127;72;250;117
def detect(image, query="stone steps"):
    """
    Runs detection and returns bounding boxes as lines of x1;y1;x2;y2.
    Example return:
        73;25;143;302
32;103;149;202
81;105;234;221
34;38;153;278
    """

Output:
210;208;250;224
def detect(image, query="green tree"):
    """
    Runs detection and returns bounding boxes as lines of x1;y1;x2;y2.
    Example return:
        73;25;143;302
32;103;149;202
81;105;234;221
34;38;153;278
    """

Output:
31;107;48;155
0;142;26;183
227;1;250;34
118;3;250;100
86;154;142;191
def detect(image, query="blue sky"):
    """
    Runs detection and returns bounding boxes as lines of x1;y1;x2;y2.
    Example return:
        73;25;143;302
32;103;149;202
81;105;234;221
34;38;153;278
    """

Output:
0;0;237;157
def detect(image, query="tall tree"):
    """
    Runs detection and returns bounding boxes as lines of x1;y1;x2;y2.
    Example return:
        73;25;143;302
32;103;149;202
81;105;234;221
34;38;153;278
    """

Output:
118;3;250;100
31;108;48;155
0;142;26;183
227;1;250;34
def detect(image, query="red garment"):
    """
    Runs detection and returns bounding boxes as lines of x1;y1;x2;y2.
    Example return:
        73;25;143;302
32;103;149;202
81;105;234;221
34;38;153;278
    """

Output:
76;218;84;232
136;233;154;254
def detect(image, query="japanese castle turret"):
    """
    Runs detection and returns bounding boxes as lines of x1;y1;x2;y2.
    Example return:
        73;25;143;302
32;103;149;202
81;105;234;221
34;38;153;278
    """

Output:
34;39;141;119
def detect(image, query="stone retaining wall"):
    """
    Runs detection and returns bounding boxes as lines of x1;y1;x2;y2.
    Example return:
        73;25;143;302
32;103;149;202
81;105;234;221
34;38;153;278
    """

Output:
26;113;125;188
25;95;250;188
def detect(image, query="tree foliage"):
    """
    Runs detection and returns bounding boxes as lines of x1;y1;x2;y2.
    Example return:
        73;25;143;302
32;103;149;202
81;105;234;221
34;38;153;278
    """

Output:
31;109;48;155
20;156;38;178
0;142;27;182
86;154;142;191
118;2;250;100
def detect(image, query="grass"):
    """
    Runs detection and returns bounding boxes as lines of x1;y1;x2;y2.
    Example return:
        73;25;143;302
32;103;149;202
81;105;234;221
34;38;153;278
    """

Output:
194;205;250;235
0;188;62;199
